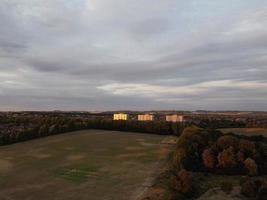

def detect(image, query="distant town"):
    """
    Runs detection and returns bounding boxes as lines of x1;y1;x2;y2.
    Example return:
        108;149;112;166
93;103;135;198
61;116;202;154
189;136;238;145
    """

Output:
113;113;184;122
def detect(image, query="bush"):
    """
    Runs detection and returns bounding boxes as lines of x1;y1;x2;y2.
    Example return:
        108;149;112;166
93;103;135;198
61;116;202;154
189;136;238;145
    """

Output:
258;184;267;200
170;169;193;194
220;181;233;194
240;178;266;198
244;158;258;176
241;179;259;198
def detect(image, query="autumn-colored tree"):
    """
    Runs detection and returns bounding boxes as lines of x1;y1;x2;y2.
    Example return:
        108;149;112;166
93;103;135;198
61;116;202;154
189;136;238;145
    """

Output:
175;126;215;171
202;148;217;169
217;146;238;170
217;135;239;150
244;158;258;176
239;139;256;157
170;169;193;194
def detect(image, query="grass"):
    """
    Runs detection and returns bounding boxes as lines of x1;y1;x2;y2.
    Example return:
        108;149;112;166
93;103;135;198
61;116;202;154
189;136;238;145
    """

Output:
219;128;267;137
0;130;173;200
54;164;99;183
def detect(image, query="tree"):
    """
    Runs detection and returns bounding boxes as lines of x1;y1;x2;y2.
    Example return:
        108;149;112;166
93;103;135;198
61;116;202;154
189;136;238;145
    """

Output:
202;148;217;169
217;146;238;171
175;126;207;170
170;169;193;194
237;151;245;163
244;158;258;176
239;139;256;157
217;135;239;150
173;148;186;171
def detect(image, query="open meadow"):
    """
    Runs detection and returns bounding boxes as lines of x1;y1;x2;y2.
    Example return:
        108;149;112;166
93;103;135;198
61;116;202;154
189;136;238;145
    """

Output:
0;130;173;200
220;128;267;137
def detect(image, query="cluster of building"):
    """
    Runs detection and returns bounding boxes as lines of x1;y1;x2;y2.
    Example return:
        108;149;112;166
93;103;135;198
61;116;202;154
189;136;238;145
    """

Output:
113;113;185;122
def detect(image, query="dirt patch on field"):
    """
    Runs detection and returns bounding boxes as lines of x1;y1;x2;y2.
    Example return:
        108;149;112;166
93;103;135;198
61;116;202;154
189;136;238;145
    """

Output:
138;187;167;200
139;142;157;147
64;147;74;150
0;159;12;173
158;146;170;160
125;146;144;151
32;154;51;159
66;155;85;161
26;148;51;159
161;136;178;145
136;138;146;142
94;148;107;152
116;153;147;159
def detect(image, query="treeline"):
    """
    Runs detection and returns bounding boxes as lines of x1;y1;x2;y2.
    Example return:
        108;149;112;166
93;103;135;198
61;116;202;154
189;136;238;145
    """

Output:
0;117;184;145
173;126;267;175
198;119;246;129
0;117;88;145
169;126;267;199
86;119;183;135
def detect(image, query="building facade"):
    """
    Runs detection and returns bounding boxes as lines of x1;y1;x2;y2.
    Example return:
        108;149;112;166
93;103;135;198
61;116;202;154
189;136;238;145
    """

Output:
137;114;154;121
166;115;184;122
113;113;129;120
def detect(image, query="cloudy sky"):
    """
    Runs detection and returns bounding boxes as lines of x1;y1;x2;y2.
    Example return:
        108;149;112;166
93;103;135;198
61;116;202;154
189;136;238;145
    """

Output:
0;0;267;111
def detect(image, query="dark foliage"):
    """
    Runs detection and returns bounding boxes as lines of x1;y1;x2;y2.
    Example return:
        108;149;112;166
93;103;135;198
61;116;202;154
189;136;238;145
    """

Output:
170;169;194;195
173;126;267;175
240;177;267;199
0;116;185;145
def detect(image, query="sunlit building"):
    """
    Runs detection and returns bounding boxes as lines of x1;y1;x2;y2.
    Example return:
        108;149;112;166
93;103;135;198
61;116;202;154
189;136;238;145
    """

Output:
138;114;154;121
113;113;129;120
166;115;184;122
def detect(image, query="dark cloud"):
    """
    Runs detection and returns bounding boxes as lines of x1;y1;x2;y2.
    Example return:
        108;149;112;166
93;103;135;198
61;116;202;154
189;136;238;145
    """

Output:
0;0;267;111
130;18;170;40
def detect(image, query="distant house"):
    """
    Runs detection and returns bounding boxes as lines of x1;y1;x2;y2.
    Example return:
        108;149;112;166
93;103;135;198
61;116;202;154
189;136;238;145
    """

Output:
138;114;154;121
166;115;184;122
113;113;129;120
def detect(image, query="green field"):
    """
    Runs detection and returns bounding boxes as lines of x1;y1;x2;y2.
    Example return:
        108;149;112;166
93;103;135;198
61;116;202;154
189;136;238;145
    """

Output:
0;130;173;200
220;128;267;137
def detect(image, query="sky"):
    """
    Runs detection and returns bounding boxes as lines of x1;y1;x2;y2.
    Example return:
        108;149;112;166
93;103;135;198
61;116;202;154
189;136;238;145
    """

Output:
0;0;267;111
